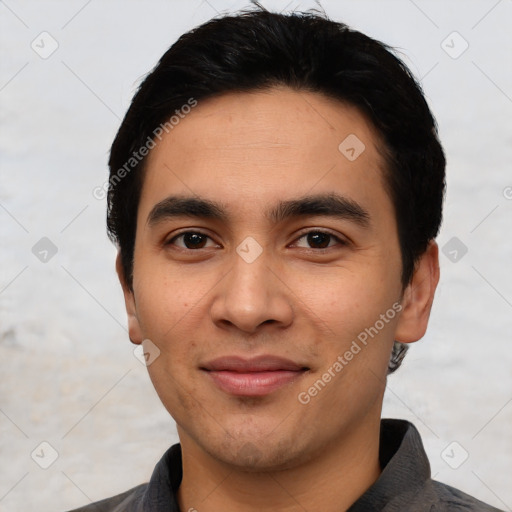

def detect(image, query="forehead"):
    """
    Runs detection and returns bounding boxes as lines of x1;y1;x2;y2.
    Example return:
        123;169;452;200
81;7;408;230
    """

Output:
147;87;384;160
139;87;393;225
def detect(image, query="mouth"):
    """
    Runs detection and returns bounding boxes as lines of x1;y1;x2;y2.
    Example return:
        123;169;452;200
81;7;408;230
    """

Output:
200;355;309;397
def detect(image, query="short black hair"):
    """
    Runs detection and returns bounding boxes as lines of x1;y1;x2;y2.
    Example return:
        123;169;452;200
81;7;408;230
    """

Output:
107;8;445;373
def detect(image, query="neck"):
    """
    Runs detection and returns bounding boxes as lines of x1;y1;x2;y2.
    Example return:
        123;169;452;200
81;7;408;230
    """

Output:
177;413;382;512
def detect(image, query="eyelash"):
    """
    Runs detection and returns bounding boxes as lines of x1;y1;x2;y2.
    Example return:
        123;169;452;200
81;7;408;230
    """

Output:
166;229;348;251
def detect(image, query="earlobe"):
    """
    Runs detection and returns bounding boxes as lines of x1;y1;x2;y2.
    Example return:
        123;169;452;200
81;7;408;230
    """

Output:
394;241;440;344
115;252;143;345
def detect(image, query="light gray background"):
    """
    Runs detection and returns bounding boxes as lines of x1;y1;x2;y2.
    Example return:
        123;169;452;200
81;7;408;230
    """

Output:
0;0;511;510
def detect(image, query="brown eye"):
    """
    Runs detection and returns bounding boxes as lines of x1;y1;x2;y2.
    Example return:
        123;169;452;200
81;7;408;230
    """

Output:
294;230;345;249
168;231;213;249
306;232;331;249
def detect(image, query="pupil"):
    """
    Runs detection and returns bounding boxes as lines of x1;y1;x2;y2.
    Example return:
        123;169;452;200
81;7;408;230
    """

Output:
308;232;330;248
184;233;205;249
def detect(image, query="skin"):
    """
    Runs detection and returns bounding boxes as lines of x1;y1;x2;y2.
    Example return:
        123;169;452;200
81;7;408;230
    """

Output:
117;87;440;511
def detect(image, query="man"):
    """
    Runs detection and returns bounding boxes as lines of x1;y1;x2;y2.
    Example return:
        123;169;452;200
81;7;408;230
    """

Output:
69;8;503;512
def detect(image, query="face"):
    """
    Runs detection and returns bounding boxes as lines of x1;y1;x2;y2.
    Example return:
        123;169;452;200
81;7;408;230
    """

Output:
120;87;434;471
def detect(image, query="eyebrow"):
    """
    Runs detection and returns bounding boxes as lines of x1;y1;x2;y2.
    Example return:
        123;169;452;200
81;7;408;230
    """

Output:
147;193;371;228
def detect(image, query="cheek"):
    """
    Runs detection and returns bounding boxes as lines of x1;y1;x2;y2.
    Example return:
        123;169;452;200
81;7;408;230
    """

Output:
132;261;213;398
298;262;401;341
146;355;206;428
132;259;207;340
301;271;399;410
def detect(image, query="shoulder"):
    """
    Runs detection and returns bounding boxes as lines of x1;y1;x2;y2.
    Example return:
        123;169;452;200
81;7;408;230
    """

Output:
428;479;504;511
64;483;147;512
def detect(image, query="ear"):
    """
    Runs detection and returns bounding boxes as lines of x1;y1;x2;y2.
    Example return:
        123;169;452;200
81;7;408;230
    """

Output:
116;252;143;345
394;240;440;343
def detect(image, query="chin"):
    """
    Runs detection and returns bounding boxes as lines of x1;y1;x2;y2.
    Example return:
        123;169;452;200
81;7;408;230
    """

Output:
204;431;312;472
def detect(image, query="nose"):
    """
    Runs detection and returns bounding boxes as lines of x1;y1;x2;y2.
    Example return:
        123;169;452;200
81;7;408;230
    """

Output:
210;248;294;335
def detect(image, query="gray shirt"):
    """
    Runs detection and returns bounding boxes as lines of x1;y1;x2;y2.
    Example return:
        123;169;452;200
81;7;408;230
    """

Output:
67;419;503;511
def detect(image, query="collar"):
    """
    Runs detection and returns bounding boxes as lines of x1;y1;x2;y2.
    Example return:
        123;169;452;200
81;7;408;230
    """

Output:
348;419;431;511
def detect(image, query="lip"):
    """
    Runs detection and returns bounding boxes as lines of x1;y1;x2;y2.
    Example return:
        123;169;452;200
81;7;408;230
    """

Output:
201;355;309;397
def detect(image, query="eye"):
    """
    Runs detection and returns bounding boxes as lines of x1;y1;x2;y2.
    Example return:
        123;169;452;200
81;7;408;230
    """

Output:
167;231;217;250
292;230;346;250
166;229;347;251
